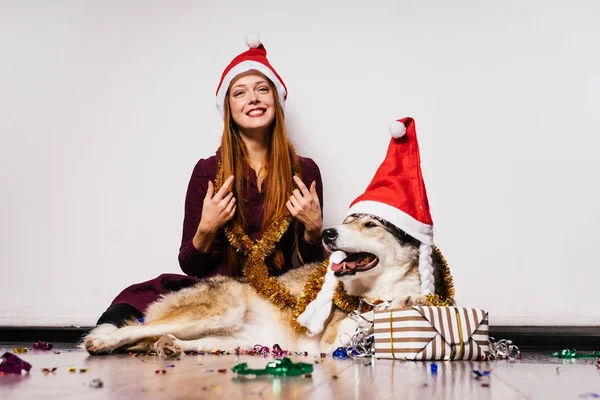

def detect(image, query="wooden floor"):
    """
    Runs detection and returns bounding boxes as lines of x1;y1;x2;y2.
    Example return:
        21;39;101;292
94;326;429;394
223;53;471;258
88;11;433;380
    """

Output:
1;343;599;399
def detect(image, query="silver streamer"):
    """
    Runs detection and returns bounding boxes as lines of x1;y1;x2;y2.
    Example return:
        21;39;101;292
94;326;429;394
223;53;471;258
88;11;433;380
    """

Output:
340;300;393;358
487;336;521;360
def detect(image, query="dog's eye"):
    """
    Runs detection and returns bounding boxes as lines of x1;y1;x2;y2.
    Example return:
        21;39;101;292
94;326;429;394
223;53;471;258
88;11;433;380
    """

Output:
364;222;377;228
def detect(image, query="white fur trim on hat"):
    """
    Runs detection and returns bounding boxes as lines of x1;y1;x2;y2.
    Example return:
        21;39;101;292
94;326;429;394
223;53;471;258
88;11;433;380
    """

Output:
348;200;433;245
297;250;347;336
389;120;406;138
216;60;287;119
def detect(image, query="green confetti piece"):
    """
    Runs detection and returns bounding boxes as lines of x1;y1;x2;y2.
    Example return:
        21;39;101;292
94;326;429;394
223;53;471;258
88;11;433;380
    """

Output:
549;349;600;359
232;357;313;377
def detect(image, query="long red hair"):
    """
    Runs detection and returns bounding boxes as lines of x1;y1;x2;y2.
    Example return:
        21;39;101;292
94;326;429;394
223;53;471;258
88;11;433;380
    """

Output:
219;74;301;274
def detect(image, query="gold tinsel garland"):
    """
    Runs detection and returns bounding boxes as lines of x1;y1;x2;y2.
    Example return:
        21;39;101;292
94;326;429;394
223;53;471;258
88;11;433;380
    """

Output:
289;260;328;332
214;159;455;332
432;246;455;303
215;160;300;311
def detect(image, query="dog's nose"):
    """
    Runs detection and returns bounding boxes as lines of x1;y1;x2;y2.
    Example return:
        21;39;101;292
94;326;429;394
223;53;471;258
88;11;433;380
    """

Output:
322;228;338;242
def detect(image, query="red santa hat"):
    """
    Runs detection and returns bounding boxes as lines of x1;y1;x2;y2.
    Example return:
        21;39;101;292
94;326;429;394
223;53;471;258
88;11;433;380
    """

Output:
348;117;435;296
215;33;287;119
298;117;436;336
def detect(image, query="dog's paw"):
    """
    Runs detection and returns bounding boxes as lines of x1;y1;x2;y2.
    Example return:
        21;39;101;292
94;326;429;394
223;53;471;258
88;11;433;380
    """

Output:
84;337;109;355
82;324;119;355
390;294;427;309
155;334;182;358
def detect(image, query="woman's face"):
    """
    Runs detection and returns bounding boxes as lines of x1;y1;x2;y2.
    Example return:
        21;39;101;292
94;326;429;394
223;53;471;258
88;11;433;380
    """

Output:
228;72;276;135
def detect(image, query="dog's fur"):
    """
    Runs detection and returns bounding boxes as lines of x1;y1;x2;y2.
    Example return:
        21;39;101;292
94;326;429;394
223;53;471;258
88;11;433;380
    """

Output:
83;214;446;357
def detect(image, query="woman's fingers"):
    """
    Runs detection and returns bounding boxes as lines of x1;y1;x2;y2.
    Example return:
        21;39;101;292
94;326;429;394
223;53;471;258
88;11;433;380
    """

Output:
309;181;320;205
225;199;236;218
220;193;235;219
219;191;234;206
286;201;297;216
213;175;234;201
291;189;302;202
289;194;302;211
293;175;311;198
204;180;214;201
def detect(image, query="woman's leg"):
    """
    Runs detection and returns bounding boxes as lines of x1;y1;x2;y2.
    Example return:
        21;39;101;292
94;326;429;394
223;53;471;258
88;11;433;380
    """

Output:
97;273;201;327
96;304;144;327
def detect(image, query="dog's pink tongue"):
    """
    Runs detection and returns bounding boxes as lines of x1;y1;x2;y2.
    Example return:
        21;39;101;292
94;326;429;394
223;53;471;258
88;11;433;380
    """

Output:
330;262;343;272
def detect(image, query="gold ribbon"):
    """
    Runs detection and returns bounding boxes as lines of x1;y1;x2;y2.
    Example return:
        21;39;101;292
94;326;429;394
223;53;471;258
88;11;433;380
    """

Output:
389;309;396;359
454;307;465;360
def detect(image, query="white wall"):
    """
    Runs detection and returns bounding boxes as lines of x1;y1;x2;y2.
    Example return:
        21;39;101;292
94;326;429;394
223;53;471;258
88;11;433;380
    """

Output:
1;0;599;327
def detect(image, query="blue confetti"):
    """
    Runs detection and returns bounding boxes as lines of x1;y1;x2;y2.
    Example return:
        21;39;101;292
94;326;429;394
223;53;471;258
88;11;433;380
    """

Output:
473;370;491;378
332;347;349;360
331;347;359;360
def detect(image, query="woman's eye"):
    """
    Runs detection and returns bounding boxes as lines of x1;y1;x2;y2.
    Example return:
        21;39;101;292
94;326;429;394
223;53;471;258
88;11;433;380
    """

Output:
257;87;269;93
233;91;244;97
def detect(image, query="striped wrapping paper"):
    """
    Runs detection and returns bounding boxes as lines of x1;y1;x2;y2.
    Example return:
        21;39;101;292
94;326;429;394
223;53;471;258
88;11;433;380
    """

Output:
373;306;489;360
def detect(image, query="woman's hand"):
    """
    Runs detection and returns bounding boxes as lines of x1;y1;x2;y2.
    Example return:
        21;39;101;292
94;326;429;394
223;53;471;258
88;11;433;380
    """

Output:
193;175;236;251
286;175;323;242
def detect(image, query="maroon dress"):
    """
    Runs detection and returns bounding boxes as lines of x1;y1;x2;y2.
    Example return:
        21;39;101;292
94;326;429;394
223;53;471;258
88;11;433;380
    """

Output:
108;149;326;313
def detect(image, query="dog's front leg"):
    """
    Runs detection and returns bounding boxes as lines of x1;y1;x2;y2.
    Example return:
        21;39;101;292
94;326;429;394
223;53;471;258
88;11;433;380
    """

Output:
318;311;359;354
319;310;376;355
83;321;200;354
320;316;359;354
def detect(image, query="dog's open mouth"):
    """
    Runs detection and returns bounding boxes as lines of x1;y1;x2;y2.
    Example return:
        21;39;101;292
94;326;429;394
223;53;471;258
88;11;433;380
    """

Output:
330;252;379;277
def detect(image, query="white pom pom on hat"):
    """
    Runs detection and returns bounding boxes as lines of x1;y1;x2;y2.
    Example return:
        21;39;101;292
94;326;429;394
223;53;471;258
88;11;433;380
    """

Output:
245;32;261;48
389;120;406;138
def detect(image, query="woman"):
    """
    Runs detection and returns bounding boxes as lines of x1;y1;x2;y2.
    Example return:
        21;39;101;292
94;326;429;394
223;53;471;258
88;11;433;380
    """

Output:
97;36;327;327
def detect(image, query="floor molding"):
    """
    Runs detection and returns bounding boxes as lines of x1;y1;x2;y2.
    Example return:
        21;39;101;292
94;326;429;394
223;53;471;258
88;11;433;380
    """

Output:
1;325;599;350
0;326;90;344
488;325;600;350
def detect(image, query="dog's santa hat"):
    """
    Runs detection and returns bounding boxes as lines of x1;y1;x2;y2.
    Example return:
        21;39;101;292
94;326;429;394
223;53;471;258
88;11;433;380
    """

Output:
216;33;287;119
349;117;435;295
298;117;436;336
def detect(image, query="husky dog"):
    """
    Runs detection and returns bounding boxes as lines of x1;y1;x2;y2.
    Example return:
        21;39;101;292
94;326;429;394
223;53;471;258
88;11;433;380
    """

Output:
83;214;446;357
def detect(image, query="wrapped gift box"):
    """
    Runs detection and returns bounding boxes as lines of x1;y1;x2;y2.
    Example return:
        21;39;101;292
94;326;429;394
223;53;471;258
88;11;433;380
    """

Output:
373;306;489;360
